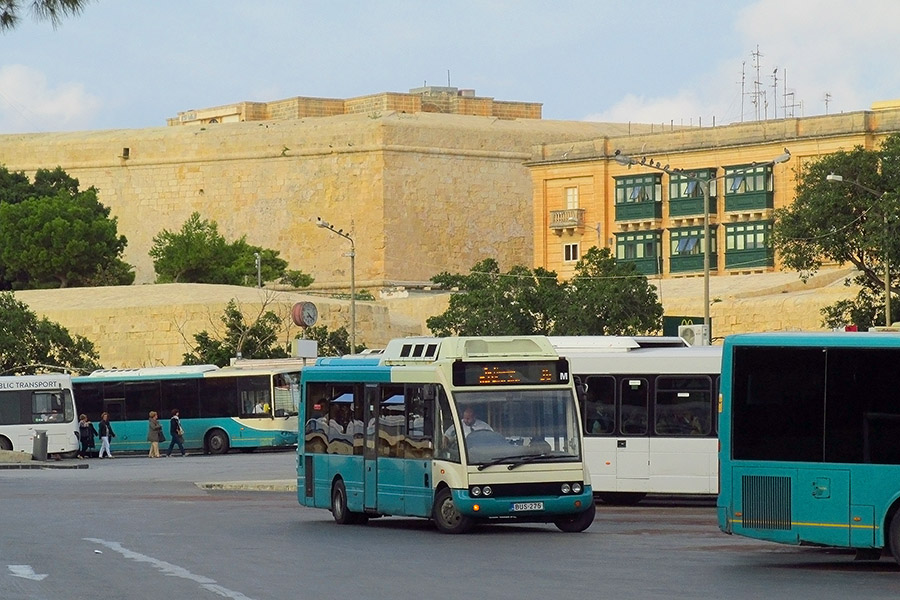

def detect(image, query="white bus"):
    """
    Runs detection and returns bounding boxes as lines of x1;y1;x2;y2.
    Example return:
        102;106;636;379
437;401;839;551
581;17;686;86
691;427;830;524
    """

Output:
0;374;79;456
549;336;722;504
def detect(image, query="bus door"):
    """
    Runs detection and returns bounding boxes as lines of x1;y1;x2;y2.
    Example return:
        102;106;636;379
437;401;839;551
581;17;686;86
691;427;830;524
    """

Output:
363;384;379;510
616;378;650;489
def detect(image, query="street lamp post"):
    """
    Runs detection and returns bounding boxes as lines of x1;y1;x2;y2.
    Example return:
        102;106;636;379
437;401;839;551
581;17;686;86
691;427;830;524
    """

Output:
614;149;791;344
317;217;356;353
826;173;892;325
253;252;261;288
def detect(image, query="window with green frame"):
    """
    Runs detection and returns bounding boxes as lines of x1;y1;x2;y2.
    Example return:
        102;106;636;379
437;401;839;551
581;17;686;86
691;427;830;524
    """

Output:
616;230;662;260
724;164;773;195
725;221;772;251
669;227;715;256
615;174;662;204
668;169;717;200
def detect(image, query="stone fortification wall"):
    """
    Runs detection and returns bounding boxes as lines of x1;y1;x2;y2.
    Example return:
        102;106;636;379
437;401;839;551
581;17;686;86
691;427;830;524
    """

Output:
0;113;616;291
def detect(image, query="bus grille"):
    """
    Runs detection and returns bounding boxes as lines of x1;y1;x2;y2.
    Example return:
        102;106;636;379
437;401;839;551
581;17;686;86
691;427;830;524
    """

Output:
471;482;581;498
741;475;791;530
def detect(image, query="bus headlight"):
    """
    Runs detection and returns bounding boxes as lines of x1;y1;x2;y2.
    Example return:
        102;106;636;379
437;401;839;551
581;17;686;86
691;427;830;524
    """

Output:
482;486;492;497
471;487;482;497
572;483;583;494
561;483;571;494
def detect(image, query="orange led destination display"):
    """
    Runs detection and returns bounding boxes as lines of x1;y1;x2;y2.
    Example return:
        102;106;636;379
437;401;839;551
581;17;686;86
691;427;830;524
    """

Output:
452;360;570;386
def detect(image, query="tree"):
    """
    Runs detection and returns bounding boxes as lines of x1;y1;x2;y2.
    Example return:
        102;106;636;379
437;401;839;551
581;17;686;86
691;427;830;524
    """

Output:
182;299;290;366
301;325;359;356
0;167;133;289
150;212;292;286
0;291;101;374
426;250;663;337
555;247;664;335
1;0;89;31
774;133;900;328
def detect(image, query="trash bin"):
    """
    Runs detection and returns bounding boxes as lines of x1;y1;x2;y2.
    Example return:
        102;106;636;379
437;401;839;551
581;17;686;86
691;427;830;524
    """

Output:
32;430;48;462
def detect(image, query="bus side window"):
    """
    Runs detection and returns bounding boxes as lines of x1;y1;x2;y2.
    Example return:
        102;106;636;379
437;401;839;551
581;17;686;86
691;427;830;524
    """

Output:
584;375;615;435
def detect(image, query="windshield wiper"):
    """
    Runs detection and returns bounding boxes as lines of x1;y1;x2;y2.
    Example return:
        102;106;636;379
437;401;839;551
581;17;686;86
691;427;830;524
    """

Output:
476;454;530;471
506;453;580;470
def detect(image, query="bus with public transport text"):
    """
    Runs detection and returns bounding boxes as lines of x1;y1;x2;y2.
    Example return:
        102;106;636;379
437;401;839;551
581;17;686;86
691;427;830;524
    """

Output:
0;374;79;456
297;336;595;533
73;360;300;454
550;336;721;504
718;331;900;564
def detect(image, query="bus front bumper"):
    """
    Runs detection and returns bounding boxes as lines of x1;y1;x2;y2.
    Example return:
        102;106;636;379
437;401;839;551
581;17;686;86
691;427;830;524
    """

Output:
452;487;594;519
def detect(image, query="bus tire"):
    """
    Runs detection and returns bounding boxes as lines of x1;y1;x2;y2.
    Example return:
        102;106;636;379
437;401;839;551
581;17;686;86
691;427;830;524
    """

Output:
432;487;474;534
206;429;230;455
0;436;11;451
554;500;596;533
331;480;357;525
890;513;900;565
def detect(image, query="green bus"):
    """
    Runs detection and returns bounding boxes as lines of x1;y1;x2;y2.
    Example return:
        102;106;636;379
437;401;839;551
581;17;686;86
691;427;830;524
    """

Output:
718;331;900;564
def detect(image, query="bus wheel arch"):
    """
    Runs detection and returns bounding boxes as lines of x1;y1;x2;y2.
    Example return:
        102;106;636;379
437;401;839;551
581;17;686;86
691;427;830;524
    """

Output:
331;478;367;525
205;429;230;455
0;435;11;451
554;500;596;533
432;485;474;534
886;500;900;564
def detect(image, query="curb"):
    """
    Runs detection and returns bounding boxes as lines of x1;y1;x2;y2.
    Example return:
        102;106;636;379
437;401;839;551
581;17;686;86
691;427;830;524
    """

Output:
196;480;296;492
0;462;89;470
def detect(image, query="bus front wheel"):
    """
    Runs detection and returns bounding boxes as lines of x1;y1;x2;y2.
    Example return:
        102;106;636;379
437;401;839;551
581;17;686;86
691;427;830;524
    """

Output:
206;430;230;455
0;436;11;451
554;501;596;533
432;487;474;534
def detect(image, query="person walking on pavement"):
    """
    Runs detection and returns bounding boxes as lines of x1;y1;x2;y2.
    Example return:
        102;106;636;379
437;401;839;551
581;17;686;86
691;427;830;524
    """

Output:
165;408;186;457
97;412;115;458
147;411;164;458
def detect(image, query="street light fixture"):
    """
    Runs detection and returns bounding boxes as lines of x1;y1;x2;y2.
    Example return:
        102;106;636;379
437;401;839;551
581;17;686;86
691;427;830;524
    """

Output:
825;173;892;325
317;217;356;353
614;149;791;344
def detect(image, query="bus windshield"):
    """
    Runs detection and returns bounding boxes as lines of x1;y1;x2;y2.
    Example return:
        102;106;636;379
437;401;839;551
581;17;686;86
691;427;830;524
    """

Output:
453;389;581;465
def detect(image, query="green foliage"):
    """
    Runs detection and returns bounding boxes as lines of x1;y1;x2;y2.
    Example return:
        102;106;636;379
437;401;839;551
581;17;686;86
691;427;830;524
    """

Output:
279;269;315;288
150;212;288;286
556;247;664;335
819;286;883;331
0;166;133;289
182;299;289;366
0;292;100;375
301;325;361;356
774;133;900;327
1;0;90;31
426;249;663;337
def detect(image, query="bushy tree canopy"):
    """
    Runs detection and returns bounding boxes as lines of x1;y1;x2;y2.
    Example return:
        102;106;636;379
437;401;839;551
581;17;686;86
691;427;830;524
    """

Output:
0;166;133;289
0;292;100;374
150;212;292;286
426;248;662;337
774;133;900;328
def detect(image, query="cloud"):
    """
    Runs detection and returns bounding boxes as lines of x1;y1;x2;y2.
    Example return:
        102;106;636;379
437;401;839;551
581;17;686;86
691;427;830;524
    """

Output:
0;65;101;133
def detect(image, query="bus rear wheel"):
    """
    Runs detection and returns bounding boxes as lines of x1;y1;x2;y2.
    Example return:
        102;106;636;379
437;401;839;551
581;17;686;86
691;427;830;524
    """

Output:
432;487;474;534
331;480;366;525
206;430;230;455
890;513;900;565
554;501;596;533
0;436;11;451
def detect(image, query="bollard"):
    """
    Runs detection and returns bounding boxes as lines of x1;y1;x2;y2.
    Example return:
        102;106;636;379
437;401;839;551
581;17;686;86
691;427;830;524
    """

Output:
32;430;48;462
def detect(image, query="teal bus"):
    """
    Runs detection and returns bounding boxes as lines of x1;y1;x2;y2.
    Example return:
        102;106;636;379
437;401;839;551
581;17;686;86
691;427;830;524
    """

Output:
717;331;900;564
297;336;595;533
73;361;300;454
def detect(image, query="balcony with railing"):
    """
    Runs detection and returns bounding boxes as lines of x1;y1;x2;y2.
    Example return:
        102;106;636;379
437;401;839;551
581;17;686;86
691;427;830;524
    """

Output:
549;208;585;232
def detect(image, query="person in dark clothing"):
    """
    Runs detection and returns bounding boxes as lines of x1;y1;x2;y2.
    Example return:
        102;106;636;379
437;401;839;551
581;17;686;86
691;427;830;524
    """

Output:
165;408;186;457
77;414;97;458
97;412;115;458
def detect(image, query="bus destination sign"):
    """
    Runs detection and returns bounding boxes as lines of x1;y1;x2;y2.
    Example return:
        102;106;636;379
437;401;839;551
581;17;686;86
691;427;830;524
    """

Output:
452;359;570;386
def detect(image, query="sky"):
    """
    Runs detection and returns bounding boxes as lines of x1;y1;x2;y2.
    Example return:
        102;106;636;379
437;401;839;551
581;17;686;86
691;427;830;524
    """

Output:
1;0;899;134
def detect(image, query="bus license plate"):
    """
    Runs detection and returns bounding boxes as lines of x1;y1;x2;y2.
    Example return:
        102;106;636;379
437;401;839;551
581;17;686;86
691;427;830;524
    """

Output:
510;502;544;512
